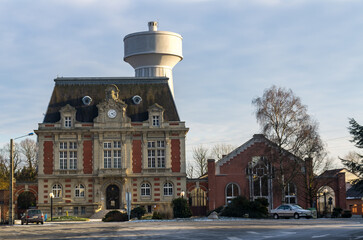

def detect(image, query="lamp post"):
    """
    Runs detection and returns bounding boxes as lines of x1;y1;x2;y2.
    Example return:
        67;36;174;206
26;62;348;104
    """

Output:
49;193;54;221
9;132;34;225
180;191;185;199
323;188;328;217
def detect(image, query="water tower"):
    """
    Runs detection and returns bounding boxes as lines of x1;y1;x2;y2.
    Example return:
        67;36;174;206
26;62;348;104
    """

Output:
124;22;183;97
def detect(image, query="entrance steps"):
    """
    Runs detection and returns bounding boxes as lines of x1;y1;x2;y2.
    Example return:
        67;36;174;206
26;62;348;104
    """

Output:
89;209;125;219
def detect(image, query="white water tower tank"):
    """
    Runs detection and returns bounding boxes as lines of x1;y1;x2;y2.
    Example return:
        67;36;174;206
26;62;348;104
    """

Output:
124;22;183;97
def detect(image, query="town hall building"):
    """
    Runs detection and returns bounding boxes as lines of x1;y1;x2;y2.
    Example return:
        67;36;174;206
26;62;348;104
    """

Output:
35;22;188;217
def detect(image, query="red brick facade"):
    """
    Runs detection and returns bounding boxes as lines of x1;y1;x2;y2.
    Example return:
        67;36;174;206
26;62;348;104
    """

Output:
132;140;142;173
83;140;93;174
171;139;181;172
43;141;53;174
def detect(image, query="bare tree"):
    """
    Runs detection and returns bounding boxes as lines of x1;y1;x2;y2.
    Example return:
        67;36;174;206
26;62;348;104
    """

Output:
210;144;235;161
19;139;38;170
252;85;324;204
0;153;9;190
0;143;22;173
186;162;195;179
192;145;209;178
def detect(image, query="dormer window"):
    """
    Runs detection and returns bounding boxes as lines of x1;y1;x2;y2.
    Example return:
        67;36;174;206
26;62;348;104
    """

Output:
64;116;72;128
152;116;160;126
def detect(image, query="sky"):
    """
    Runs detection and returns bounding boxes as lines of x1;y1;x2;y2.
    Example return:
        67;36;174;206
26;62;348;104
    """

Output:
1;0;362;168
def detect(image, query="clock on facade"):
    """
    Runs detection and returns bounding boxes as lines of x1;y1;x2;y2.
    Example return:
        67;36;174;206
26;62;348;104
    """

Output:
107;109;117;118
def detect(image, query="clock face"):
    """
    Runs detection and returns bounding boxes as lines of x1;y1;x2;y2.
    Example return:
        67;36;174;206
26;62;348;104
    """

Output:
107;109;117;118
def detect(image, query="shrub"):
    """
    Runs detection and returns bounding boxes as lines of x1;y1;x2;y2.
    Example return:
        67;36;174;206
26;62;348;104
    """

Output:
332;207;342;218
102;210;128;222
131;206;146;220
341;210;352;218
220;196;268;218
172;197;192;218
152;211;163;219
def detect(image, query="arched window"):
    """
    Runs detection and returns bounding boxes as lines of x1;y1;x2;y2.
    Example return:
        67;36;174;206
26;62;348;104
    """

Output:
75;184;85;198
52;184;62;198
226;183;239;204
141;183;151;196
163;182;173;196
285;183;296;204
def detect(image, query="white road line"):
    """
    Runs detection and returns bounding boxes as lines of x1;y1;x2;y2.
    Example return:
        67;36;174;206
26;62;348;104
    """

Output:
227;237;243;240
354;237;363;240
281;232;297;235
312;234;330;238
246;231;259;234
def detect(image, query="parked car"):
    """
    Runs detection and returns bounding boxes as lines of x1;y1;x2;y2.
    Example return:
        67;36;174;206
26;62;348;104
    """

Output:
21;209;44;225
270;204;312;219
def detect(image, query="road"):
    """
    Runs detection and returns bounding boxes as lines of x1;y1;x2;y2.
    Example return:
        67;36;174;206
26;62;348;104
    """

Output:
0;218;362;240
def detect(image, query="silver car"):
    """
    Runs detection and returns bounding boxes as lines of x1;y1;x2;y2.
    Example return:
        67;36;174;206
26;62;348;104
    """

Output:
270;204;312;219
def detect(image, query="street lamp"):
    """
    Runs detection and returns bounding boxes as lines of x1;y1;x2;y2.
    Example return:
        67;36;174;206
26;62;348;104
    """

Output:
49;193;54;221
180;191;185;199
323;188;328;217
9;132;34;225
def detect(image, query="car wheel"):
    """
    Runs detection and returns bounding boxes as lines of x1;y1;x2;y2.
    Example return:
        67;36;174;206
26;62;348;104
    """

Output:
294;213;299;219
21;221;24;225
273;214;279;219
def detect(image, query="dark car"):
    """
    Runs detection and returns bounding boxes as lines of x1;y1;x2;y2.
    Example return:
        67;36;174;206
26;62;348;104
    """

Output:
21;209;44;225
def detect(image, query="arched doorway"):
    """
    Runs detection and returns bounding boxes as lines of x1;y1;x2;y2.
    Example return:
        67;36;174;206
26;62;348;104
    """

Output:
17;191;36;218
189;188;207;216
317;186;335;216
106;185;120;209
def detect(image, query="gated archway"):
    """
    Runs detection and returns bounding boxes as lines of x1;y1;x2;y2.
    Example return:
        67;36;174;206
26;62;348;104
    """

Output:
106;185;120;209
188;188;207;216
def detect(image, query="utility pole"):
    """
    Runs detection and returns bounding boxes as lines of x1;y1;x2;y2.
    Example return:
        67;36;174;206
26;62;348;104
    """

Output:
9;139;14;225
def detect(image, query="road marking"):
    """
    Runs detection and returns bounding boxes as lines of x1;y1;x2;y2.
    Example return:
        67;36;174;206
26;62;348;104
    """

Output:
281;232;297;235
246;231;259;234
227;237;242;240
354;237;363;240
312;234;330;238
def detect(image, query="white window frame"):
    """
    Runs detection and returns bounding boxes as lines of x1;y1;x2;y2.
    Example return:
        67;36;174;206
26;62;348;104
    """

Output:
59;141;77;170
285;183;297;204
141;183;151;196
75;184;85;198
64;116;72;128
52;184;62;198
163;182;173;196
226;183;240;204
152;115;160;127
148;140;165;168
103;141;121;169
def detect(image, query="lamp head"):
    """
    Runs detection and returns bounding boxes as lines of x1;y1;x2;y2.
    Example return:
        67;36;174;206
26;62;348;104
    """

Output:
49;192;54;198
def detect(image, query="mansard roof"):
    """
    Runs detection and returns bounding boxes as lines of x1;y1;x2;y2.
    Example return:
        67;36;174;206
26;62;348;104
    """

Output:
216;134;302;168
43;77;180;123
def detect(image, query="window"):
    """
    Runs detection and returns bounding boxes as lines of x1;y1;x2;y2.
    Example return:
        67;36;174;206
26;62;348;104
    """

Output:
103;141;121;169
226;183;239;204
141;183;151;196
74;207;79;215
59;141;77;170
152;116;160;126
64;116;72;128
285;183;297;204
58;207;63;216
52;184;62;198
81;206;86;215
163;182;173;196
148;140;165;168
75;184;85;198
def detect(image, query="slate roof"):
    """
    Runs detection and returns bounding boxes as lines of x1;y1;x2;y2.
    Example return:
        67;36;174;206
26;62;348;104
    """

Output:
346;183;363;199
43;77;180;123
318;168;346;178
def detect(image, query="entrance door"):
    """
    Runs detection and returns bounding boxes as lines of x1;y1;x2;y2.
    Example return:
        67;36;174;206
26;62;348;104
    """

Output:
189;188;207;216
106;185;120;209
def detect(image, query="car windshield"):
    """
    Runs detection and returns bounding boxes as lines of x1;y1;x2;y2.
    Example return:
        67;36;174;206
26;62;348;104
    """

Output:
28;210;41;214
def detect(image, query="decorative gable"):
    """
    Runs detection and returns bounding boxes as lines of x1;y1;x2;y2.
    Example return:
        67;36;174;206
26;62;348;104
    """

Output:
147;103;164;127
59;104;77;129
94;84;131;125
